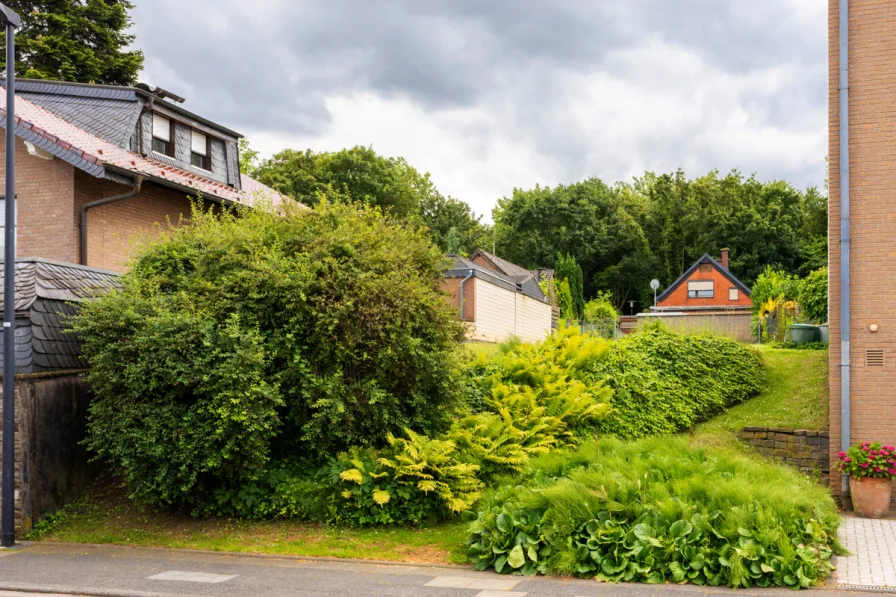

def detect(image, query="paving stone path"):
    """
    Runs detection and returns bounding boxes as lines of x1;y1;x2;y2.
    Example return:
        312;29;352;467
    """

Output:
837;515;896;590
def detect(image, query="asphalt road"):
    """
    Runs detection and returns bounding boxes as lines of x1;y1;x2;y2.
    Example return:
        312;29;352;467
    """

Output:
0;542;872;597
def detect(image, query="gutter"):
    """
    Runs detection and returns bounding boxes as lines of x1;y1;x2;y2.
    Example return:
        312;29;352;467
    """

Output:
458;269;474;320
79;175;144;266
839;0;851;500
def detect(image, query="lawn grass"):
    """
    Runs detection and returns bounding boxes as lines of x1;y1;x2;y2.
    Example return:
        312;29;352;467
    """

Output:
36;482;468;565
693;345;828;449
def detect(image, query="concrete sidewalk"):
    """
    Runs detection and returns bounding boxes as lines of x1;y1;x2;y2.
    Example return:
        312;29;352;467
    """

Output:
0;542;876;597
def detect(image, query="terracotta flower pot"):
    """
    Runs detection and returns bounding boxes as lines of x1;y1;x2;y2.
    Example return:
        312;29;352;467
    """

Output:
850;476;893;518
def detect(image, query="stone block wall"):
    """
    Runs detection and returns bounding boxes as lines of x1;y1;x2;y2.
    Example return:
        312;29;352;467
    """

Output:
737;427;830;477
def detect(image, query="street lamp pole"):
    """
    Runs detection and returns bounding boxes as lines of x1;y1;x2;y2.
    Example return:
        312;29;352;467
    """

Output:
1;1;21;549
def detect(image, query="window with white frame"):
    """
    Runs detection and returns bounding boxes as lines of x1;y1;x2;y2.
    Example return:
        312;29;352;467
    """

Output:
687;280;714;298
729;287;739;301
152;113;173;156
191;130;209;170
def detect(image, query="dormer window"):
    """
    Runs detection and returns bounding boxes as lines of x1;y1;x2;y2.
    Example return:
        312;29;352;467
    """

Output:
191;130;209;170
152;113;174;156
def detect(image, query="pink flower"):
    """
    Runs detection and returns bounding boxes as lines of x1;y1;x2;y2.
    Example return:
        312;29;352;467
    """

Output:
863;441;872;446
838;451;847;459
845;457;852;463
874;467;881;473
861;463;870;469
864;445;871;451
890;469;896;475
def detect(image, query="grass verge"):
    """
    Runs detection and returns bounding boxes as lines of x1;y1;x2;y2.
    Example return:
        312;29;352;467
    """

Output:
693;345;828;449
35;481;468;565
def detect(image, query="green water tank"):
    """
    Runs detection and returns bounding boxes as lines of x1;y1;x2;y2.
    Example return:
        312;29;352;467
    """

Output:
789;324;820;345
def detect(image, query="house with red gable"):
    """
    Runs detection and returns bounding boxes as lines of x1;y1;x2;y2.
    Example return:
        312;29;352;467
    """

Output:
635;249;754;341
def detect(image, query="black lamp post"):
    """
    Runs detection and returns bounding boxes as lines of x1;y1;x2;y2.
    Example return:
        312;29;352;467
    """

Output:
1;1;21;549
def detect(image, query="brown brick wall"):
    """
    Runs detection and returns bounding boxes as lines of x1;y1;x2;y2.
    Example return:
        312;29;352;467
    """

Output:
74;171;197;271
657;264;752;309
441;275;476;322
828;0;896;498
0;131;206;271
0;132;77;262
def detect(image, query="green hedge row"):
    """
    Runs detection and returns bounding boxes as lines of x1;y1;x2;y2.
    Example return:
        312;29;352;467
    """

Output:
591;325;764;438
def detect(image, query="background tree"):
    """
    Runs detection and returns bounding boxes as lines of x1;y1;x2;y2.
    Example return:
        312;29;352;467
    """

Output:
555;253;585;320
416;192;491;255
493;169;823;311
0;0;143;85
254;145;433;218
255;145;490;253
238;137;260;176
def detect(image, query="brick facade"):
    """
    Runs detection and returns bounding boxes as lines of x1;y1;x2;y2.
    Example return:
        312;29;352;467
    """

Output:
828;0;896;499
0;132;211;271
441;276;476;322
657;262;752;309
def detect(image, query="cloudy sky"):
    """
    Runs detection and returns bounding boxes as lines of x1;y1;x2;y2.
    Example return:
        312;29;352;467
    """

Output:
133;0;827;221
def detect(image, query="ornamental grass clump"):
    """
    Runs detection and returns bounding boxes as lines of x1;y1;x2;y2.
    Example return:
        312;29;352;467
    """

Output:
838;442;896;478
466;437;841;589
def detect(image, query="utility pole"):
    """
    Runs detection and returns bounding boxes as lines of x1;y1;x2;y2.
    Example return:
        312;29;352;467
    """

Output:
1;1;22;549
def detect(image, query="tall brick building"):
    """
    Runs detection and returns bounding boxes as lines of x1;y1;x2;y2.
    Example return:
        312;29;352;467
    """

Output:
828;0;896;503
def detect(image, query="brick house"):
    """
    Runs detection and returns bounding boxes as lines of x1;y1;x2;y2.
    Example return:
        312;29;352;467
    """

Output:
637;249;754;341
0;79;283;272
442;249;552;343
828;0;896;504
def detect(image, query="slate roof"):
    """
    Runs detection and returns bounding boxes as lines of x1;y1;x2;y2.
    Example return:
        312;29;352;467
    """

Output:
0;259;120;372
0;259;119;312
471;249;534;282
0;84;285;207
446;254;548;303
656;253;752;303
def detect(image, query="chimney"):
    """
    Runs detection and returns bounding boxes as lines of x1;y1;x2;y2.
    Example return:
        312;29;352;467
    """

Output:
720;248;729;270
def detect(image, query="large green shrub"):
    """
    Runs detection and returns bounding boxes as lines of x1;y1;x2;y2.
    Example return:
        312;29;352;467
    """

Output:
466;437;841;588
592;325;764;438
799;267;828;323
70;201;464;509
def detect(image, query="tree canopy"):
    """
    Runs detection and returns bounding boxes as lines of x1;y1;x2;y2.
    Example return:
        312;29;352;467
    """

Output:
254;145;491;255
493;170;826;310
0;0;144;85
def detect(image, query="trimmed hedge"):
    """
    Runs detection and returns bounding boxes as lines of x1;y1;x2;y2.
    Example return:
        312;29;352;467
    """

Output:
466;437;841;588
591;325;764;438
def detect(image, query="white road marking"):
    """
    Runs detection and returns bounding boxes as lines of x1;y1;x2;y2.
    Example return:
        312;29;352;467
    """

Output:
146;570;238;583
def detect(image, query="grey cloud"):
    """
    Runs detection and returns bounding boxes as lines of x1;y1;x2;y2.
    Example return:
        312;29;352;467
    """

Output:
131;0;825;193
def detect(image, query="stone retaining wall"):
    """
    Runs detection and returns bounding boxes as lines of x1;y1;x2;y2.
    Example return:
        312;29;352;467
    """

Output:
737;427;829;476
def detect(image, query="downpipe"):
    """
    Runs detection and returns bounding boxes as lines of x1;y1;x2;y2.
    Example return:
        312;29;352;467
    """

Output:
839;0;851;504
79;175;144;266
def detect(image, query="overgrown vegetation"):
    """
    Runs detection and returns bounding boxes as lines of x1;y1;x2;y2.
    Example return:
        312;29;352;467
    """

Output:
592;325;764;438
466;437;841;588
71;201;464;511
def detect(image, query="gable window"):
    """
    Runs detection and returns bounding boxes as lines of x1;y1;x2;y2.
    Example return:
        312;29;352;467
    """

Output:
191;130;209;170
687;280;714;298
151;113;173;156
729;287;739;301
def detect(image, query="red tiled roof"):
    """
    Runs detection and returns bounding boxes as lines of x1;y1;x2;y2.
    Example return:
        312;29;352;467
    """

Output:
0;87;284;207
